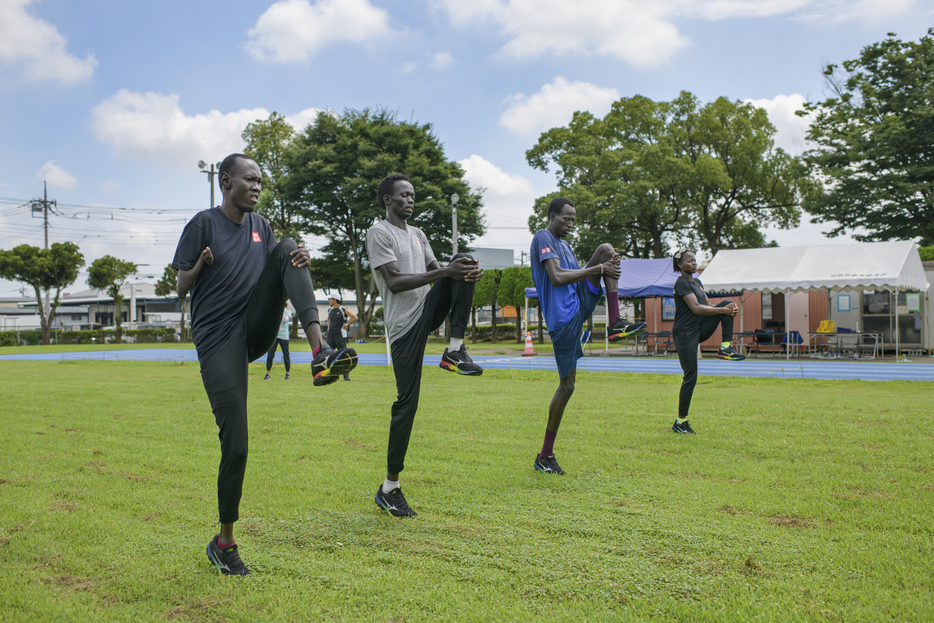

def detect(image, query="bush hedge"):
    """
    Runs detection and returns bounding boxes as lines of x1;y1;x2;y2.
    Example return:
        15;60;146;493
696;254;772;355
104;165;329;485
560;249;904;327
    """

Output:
0;327;177;347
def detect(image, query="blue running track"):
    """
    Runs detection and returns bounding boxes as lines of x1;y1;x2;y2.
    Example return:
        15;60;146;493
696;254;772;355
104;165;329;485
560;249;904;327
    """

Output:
1;349;932;382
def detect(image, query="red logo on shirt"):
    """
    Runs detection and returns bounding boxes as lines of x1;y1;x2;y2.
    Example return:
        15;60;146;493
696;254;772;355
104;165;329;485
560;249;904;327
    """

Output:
416;239;422;247
252;232;261;242
541;246;552;254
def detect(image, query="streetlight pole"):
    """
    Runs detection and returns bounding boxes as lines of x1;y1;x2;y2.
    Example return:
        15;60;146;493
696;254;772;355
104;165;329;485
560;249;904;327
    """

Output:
451;193;459;255
198;161;220;208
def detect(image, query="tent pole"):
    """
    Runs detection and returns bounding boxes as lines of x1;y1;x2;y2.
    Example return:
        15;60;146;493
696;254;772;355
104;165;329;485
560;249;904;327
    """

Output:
740;292;745;356
786;290;791;361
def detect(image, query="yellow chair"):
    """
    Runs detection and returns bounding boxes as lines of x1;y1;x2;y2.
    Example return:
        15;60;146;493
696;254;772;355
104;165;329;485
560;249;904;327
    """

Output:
817;320;836;333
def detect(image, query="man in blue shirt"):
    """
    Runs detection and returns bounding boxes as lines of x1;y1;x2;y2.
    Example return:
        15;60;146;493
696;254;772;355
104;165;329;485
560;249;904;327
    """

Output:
530;197;641;475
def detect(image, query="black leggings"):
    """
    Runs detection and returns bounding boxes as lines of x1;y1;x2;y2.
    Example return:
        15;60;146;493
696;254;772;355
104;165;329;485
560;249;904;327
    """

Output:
199;239;318;524
673;301;734;419
386;254;475;474
265;339;291;372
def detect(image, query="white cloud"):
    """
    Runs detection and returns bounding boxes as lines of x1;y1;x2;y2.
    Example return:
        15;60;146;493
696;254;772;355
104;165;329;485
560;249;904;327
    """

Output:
34;161;78;190
400;61;418;74
459;155;537;251
0;0;96;83
744;94;811;154
285;107;327;133
430;51;454;71
102;180;119;192
246;0;394;63
90;90;323;170
432;0;918;66
500;76;619;134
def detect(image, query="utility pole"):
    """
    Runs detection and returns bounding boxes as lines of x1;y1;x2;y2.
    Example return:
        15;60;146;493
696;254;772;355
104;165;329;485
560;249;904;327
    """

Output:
198;161;221;208
451;193;459;255
30;181;57;321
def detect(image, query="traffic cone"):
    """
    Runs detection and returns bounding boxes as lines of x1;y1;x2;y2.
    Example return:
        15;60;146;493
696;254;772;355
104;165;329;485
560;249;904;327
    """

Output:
522;331;536;356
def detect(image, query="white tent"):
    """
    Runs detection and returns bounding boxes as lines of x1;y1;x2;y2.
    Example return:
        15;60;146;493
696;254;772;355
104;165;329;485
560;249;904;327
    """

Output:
700;241;930;359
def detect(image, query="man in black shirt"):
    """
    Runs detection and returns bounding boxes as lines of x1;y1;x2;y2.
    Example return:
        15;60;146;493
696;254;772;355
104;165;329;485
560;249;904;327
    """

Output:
326;296;357;381
172;153;357;575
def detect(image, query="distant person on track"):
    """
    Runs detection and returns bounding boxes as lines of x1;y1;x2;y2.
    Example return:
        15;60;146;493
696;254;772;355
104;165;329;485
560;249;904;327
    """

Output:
529;197;644;476
671;249;745;435
366;173;483;517
326;296;357;381
172;153;357;576
264;305;292;380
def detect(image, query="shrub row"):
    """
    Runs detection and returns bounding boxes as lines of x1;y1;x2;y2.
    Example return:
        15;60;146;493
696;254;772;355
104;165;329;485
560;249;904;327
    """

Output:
0;327;177;347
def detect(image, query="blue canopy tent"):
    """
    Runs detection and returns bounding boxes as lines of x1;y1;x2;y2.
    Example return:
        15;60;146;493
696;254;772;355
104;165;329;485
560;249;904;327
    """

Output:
522;258;692;349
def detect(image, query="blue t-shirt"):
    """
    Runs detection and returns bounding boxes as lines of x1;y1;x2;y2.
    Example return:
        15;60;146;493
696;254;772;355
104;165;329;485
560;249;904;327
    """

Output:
530;229;582;329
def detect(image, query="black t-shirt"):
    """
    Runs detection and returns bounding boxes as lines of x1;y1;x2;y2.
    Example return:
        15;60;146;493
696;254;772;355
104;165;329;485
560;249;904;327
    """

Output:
327;306;346;337
171;207;276;361
672;276;708;334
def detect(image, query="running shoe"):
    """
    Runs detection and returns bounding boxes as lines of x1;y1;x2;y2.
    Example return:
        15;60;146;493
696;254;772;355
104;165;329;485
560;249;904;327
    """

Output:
533;453;566;475
608;317;647;342
439;345;483;375
263;373;271;380
717;346;747;361
672;420;696;434
206;534;250;576
284;372;290;380
312;345;358;386
374;485;417;517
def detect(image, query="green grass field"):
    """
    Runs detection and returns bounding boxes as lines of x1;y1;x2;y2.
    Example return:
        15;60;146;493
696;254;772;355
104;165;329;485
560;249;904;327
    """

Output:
1;359;932;621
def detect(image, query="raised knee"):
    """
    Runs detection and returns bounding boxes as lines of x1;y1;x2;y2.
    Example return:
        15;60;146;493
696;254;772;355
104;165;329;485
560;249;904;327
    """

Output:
275;238;298;256
451;252;474;262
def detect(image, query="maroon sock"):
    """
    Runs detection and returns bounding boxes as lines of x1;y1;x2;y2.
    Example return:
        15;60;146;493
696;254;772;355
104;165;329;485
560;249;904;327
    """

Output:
313;345;321;358
540;429;557;458
217;535;235;549
607;295;620;328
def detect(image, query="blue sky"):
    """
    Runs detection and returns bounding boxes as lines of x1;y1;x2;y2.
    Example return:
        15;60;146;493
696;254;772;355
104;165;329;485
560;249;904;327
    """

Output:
0;0;931;296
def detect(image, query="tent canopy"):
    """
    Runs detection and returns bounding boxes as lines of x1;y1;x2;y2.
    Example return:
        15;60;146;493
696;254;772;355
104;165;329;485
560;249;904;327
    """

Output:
700;241;929;294
525;258;684;300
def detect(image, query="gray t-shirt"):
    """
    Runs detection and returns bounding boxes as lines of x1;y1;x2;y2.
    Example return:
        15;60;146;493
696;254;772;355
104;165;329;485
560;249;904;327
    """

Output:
366;219;437;342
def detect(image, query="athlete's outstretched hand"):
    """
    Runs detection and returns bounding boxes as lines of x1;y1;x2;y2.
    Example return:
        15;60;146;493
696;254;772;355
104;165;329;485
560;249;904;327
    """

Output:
201;247;213;266
290;243;311;268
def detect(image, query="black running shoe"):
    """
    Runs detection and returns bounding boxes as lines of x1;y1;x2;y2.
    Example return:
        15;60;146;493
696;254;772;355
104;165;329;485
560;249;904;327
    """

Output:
312;345;358;386
374;486;417;517
439;344;483;375
206;534;250;576
608;317;647;342
533;453;566;475
717;346;746;361
672;420;696;434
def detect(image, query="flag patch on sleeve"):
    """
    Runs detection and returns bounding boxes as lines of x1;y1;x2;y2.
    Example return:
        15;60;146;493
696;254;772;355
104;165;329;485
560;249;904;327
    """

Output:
541;246;552;254
252;232;261;242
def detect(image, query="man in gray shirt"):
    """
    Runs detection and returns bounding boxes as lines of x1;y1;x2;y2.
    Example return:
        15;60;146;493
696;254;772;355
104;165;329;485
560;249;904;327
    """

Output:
366;173;483;517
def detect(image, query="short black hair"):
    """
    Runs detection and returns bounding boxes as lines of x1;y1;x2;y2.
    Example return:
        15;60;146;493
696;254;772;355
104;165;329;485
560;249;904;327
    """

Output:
218;153;255;190
378;174;410;210
548;197;574;219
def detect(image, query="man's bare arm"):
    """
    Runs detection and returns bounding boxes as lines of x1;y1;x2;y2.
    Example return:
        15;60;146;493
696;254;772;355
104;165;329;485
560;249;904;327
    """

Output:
177;247;213;299
681;293;737;316
543;257;620;287
377;258;482;294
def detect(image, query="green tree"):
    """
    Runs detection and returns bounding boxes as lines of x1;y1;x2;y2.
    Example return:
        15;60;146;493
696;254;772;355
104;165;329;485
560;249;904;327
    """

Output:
471;267;501;343
242;112;305;242
283;108;485;338
154;264;189;341
800;29;934;245
527;91;806;257
87;255;137;343
0;242;84;345
497;267;524;342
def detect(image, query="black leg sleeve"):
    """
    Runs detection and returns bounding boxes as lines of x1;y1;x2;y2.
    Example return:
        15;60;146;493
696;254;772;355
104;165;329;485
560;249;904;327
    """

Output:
245;239;320;361
424;253;476;339
200;320;250;524
280;339;290;371
386;323;430;474
698;301;735;344
266;342;277;370
674;330;700;419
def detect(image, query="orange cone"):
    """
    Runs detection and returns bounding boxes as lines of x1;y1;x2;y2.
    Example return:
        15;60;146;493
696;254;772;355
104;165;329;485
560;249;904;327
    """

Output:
522;331;536;356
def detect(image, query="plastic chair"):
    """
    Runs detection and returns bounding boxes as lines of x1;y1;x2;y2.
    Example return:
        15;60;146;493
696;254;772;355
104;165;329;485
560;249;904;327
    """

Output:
653;331;674;356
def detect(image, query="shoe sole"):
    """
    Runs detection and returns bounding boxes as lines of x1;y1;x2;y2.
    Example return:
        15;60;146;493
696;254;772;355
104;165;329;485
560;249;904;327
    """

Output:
672;425;685;434
533;463;566;475
439;361;483;375
313;349;358;386
607;325;648;342
717;354;747;361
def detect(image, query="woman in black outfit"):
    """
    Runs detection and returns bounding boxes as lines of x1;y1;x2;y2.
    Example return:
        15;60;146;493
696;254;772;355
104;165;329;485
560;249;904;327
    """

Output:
671;249;745;434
